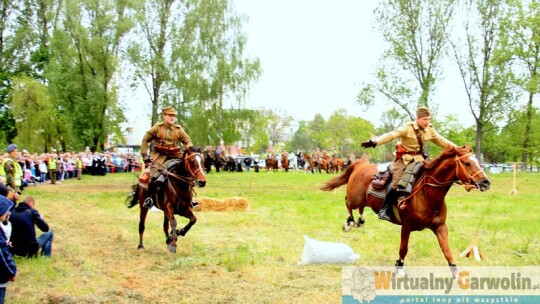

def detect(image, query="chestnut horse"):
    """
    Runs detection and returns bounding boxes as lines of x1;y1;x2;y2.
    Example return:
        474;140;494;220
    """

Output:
320;145;490;272
265;155;278;172
281;153;290;172
304;154;319;173
127;150;206;253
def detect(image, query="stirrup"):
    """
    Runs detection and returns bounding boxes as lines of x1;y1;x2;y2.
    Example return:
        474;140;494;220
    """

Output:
143;197;153;208
378;206;391;221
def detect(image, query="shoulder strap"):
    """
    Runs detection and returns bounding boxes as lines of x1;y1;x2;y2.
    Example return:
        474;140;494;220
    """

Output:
413;127;424;156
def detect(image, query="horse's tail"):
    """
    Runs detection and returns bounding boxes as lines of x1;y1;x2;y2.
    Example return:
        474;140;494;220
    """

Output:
319;160;359;191
126;183;140;208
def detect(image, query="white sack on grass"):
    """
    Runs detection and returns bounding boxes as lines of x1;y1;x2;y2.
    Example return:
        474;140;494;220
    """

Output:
298;235;360;265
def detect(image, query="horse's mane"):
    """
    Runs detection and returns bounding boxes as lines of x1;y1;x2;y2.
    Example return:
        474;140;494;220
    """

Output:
423;145;471;170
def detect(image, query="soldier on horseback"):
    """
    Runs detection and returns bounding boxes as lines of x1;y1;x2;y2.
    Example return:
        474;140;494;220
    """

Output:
139;106;199;209
361;107;456;221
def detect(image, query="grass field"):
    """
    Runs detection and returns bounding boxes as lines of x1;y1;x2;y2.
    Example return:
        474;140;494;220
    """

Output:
7;170;540;303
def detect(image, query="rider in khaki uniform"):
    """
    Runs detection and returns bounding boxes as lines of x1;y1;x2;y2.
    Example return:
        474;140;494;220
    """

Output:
361;107;456;221
139;106;197;208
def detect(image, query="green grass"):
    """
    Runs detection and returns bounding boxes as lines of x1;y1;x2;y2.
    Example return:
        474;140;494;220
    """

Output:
7;170;540;303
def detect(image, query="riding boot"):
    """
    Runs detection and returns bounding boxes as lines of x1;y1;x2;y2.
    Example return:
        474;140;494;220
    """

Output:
155;174;165;192
144;174;165;208
191;201;200;209
378;188;398;221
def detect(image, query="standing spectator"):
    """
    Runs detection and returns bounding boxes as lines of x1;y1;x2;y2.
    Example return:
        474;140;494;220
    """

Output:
75;155;83;180
0;144;23;194
38;160;48;184
9;196;53;258
57;157;65;181
47;151;58;184
82;153;92;175
65;158;74;179
243;156;252;172
0;195;17;303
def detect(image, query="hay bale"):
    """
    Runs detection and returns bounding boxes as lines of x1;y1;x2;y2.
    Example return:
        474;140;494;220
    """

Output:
197;197;249;211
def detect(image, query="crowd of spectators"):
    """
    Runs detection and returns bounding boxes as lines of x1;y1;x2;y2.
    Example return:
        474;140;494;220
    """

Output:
0;148;144;189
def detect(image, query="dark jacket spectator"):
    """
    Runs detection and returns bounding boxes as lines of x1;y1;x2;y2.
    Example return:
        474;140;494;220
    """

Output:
9;196;53;257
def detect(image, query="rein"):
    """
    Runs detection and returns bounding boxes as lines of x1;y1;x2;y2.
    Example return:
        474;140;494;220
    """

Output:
162;153;203;202
166;153;202;186
398;152;480;209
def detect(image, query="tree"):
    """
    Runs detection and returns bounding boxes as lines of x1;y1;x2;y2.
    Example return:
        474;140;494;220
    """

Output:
448;0;515;160
47;0;136;151
357;0;456;120
499;107;540;167
499;0;540;169
263;108;293;148
287;120;312;152
126;0;261;131
10;76;65;152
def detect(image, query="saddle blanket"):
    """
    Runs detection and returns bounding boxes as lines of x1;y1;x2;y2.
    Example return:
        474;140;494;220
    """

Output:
367;185;386;200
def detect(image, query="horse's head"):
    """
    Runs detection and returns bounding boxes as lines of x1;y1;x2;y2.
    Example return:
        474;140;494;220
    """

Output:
452;145;491;191
183;150;207;188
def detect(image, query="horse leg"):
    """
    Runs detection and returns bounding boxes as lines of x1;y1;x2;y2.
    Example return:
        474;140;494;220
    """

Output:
138;205;149;250
396;227;411;276
163;217;170;239
355;206;365;227
166;213;178;253
433;223;458;278
176;210;197;237
343;201;355;232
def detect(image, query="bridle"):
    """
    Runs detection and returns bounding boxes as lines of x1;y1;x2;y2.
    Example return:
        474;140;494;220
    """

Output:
165;153;204;186
453;153;485;190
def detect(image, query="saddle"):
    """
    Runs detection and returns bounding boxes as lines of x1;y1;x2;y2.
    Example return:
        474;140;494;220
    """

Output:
371;164;391;191
367;164;392;200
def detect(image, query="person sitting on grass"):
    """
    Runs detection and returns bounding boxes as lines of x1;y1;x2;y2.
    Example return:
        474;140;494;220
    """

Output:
9;196;53;258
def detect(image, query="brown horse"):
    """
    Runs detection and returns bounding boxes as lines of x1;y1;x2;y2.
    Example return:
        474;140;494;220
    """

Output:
265;155;278;172
318;155;331;173
330;157;345;173
127;150;206;253
304;154;319;173
320;145;490;273
281;153;290;172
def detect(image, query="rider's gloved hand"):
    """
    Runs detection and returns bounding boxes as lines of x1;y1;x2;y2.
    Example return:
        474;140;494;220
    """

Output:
361;139;377;149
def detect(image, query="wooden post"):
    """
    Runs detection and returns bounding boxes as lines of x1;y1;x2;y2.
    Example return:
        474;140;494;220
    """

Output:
460;236;483;262
509;162;518;195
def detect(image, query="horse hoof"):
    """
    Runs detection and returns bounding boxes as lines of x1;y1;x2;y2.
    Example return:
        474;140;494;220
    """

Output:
167;244;176;253
137;245;144;250
342;223;353;232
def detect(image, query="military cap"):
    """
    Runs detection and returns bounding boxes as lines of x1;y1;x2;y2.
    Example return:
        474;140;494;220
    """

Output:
6;144;17;153
416;107;432;118
161;106;177;116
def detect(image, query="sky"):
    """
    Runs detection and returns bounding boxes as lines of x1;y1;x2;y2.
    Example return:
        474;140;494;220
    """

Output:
125;0;478;142
230;0;474;127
